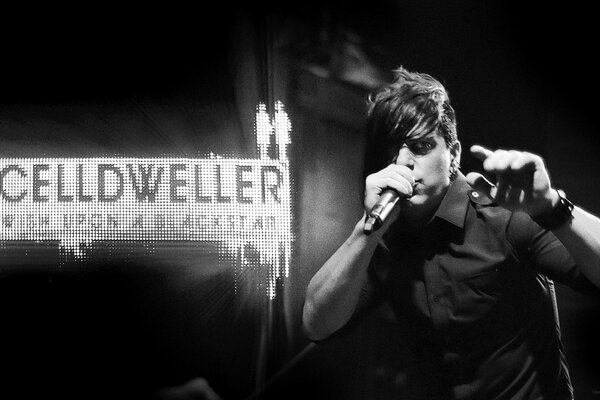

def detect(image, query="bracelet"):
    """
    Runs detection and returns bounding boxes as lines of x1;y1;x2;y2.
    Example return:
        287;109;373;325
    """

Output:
532;189;574;230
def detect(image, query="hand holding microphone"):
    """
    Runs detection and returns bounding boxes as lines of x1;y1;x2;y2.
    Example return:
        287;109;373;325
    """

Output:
363;165;415;235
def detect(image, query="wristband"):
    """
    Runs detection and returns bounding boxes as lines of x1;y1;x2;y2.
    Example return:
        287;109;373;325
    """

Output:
532;189;574;230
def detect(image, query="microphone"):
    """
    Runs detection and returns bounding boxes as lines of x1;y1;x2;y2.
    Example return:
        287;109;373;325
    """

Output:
363;187;413;235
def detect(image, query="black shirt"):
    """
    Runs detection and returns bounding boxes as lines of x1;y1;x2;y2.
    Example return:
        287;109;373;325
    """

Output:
363;173;594;399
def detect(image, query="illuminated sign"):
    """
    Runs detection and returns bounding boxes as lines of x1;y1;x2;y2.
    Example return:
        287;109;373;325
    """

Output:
0;101;293;299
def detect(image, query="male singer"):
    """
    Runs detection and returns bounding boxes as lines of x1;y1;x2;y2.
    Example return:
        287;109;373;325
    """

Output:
302;66;600;399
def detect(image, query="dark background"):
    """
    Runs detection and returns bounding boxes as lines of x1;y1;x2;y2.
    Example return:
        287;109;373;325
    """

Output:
1;1;599;399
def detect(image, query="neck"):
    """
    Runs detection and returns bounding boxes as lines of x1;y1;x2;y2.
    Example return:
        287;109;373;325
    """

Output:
401;185;450;229
402;204;438;229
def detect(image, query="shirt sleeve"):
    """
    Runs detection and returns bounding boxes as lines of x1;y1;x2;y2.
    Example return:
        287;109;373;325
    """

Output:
507;210;599;294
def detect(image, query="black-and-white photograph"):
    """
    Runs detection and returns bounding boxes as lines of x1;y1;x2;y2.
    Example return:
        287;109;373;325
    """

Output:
1;1;599;399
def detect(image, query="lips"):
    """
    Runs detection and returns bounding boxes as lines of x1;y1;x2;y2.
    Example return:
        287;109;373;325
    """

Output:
410;180;424;195
408;181;419;197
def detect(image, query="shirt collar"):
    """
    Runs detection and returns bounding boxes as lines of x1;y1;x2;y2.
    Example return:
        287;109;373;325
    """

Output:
432;172;472;229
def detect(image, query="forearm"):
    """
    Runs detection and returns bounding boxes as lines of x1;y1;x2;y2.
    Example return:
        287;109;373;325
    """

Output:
553;206;600;288
302;216;383;341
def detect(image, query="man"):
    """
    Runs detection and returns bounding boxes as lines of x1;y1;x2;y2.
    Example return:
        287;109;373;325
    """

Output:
302;67;600;399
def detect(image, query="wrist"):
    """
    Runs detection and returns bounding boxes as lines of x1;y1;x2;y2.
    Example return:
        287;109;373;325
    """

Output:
532;189;574;230
547;188;561;209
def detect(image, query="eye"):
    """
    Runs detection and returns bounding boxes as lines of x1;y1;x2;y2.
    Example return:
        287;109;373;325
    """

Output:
408;141;433;155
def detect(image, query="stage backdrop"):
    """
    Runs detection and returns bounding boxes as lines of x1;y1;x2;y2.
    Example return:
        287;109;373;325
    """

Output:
0;9;298;400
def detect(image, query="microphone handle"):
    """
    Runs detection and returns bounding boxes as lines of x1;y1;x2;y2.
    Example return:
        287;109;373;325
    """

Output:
363;189;400;234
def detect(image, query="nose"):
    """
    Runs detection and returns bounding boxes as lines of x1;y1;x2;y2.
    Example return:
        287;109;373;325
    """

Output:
395;146;414;169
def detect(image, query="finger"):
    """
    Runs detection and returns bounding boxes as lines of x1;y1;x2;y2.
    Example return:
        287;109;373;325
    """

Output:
380;177;413;197
508;153;536;188
470;144;493;162
494;175;511;202
466;171;496;199
509;152;538;174
482;149;510;174
494;150;520;175
366;173;413;198
387;170;416;189
506;185;524;205
386;164;416;186
377;164;416;193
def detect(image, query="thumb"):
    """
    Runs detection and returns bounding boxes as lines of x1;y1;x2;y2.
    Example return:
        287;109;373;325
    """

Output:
466;171;495;199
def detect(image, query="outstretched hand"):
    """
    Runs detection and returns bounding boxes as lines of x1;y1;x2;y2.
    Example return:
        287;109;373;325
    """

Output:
466;144;559;217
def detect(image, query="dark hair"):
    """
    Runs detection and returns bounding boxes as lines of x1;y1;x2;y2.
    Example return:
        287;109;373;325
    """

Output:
362;66;458;179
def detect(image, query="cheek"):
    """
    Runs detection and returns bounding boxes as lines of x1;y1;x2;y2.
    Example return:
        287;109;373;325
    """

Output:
424;156;451;181
414;158;451;198
433;158;447;172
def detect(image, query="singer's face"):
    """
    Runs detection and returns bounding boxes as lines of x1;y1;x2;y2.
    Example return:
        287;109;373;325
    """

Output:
394;130;459;219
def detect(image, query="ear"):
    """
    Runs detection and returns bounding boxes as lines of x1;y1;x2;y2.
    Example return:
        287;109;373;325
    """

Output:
450;140;462;164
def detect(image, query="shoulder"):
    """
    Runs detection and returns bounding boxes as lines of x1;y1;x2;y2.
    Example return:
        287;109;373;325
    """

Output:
466;188;511;225
466;188;542;252
466;189;530;241
467;188;494;206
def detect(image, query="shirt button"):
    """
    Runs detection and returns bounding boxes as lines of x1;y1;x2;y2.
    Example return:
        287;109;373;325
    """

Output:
433;295;440;302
